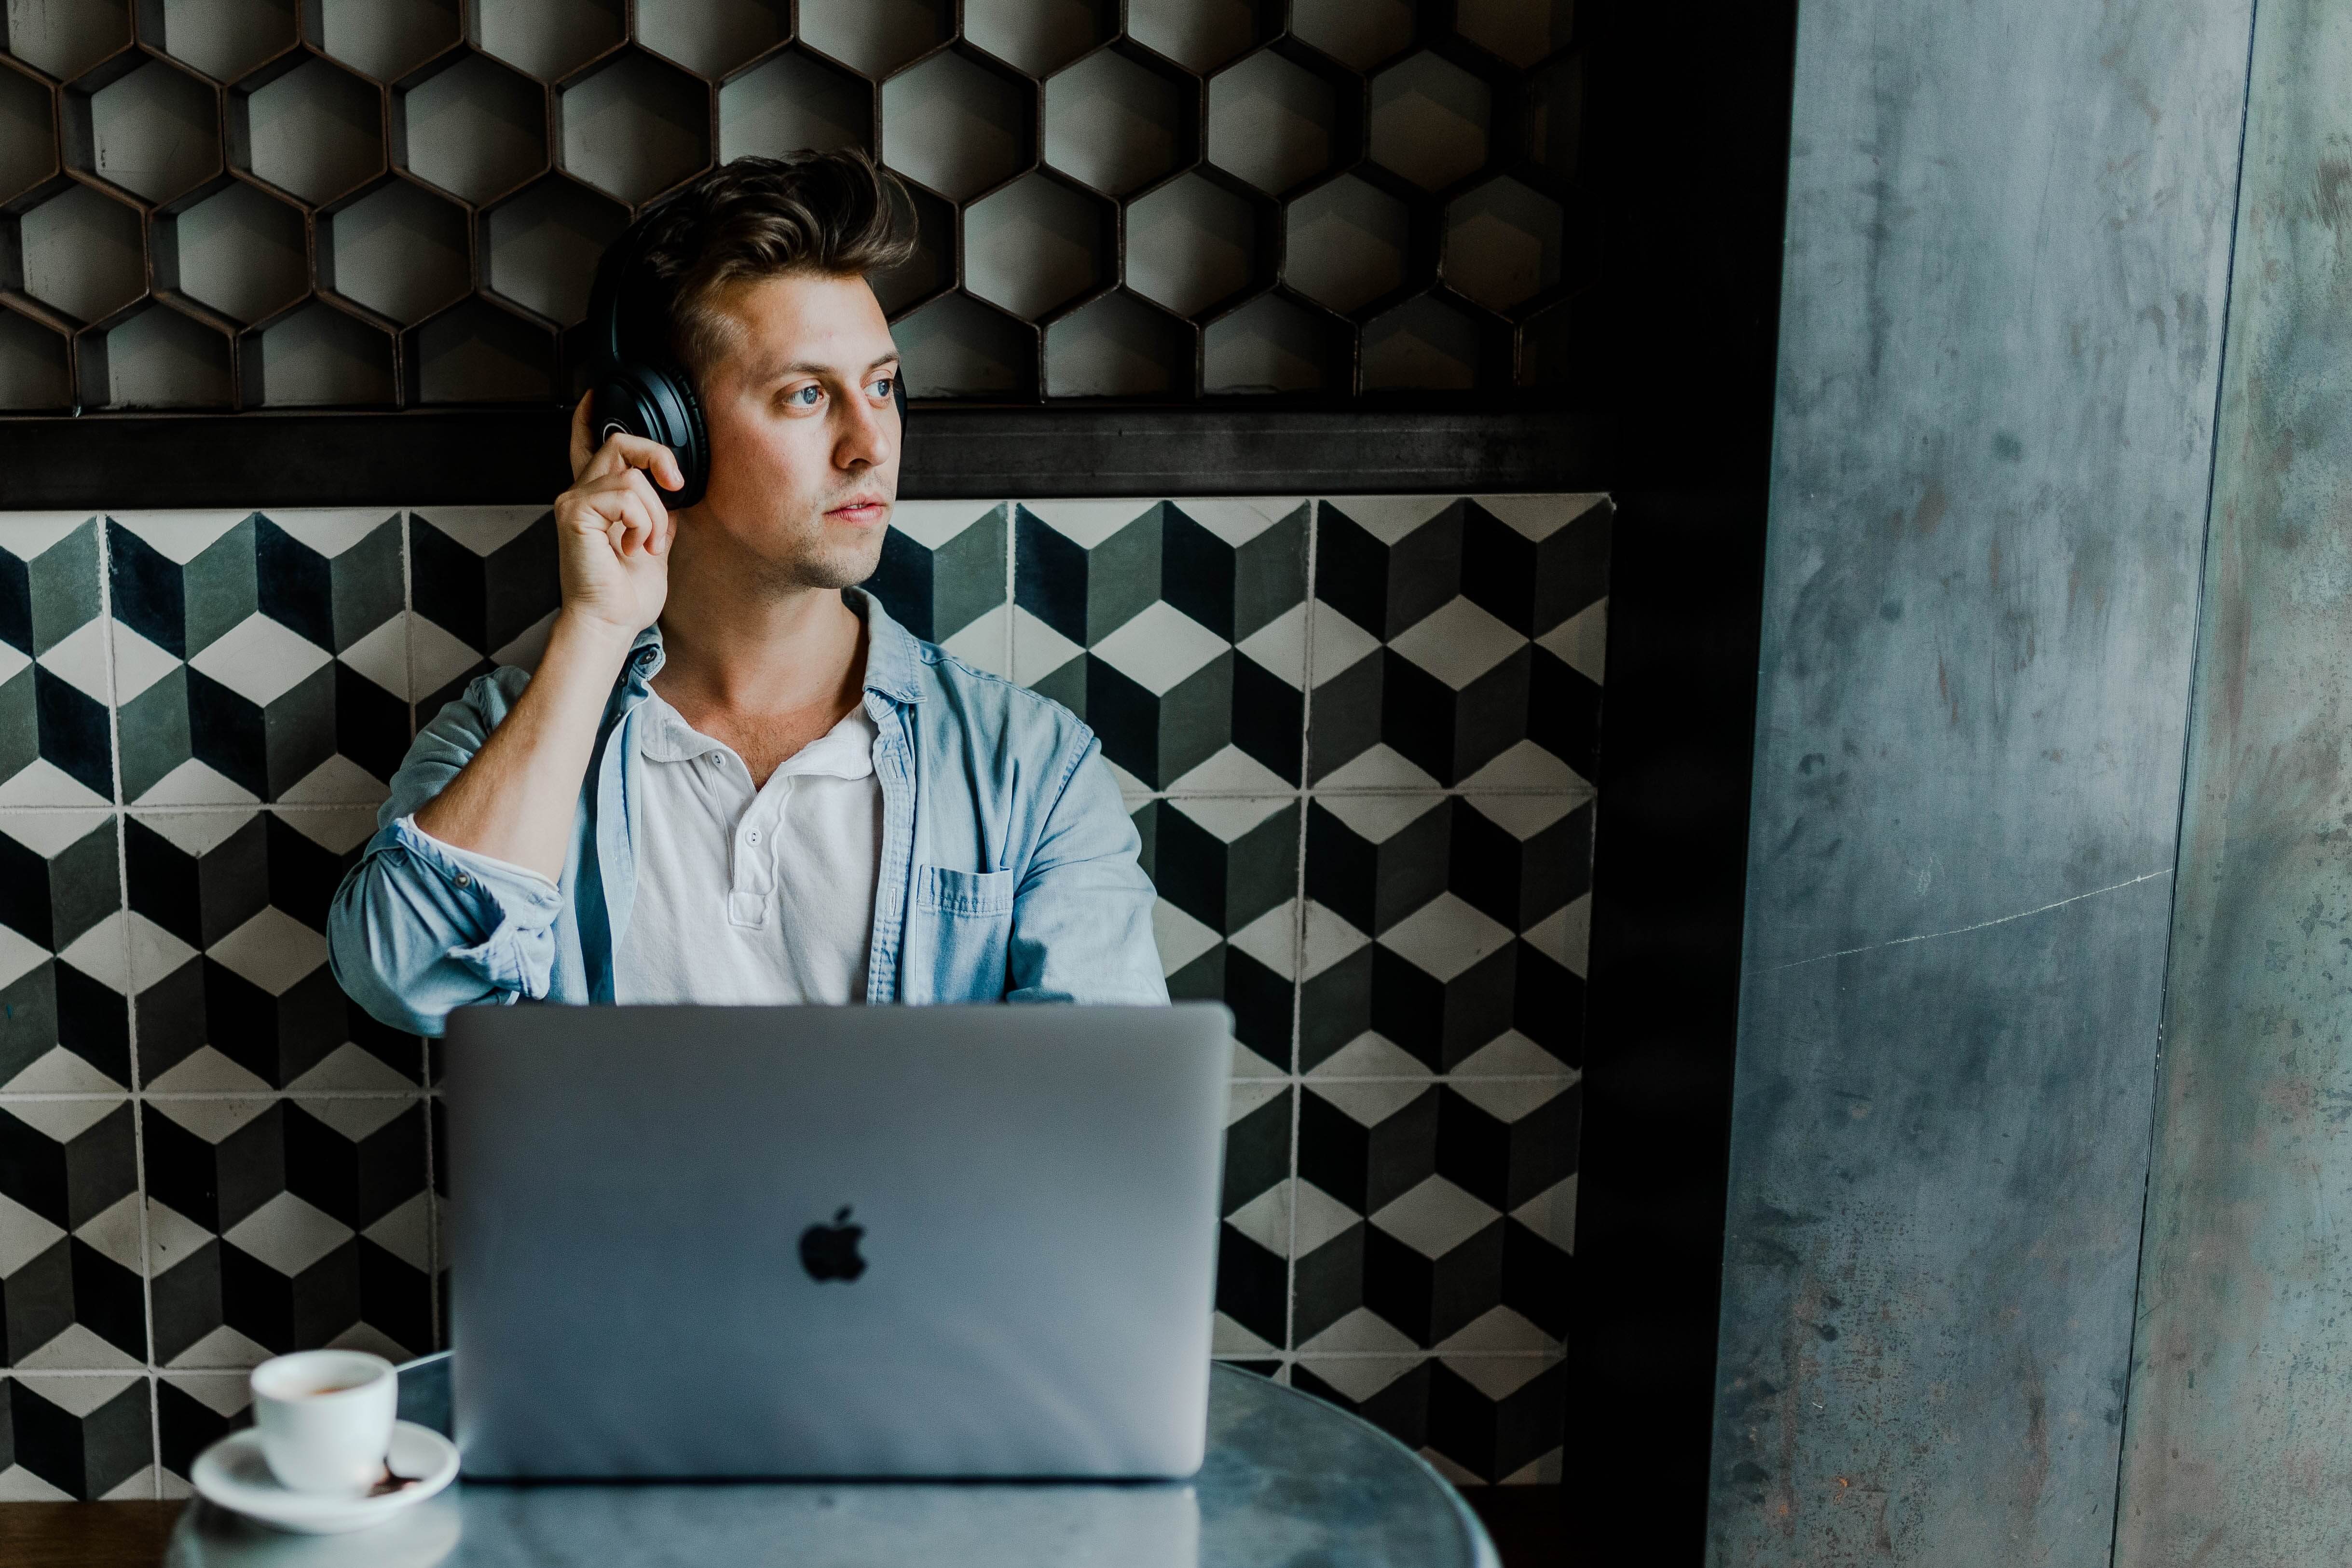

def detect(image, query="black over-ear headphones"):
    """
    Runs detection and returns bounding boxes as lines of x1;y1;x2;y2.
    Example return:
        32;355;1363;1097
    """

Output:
584;198;909;513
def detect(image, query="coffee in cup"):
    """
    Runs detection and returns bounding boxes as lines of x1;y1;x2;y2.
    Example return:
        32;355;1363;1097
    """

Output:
249;1350;397;1496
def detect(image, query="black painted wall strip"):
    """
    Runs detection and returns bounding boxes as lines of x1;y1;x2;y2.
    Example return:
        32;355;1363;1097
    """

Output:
0;408;1616;507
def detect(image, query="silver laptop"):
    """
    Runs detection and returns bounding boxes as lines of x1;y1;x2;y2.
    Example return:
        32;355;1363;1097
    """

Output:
442;1002;1232;1480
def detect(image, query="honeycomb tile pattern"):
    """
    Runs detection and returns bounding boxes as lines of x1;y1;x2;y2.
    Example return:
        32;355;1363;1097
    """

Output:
0;0;1584;410
0;491;1604;1494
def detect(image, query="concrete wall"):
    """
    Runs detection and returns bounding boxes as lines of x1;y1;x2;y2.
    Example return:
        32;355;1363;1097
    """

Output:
2114;2;2352;1558
1709;1;2255;1560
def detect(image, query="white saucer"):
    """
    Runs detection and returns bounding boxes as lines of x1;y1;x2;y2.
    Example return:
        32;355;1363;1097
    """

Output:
191;1421;459;1534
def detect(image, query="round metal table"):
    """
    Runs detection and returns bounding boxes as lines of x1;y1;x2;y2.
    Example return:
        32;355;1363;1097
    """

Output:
165;1354;1498;1568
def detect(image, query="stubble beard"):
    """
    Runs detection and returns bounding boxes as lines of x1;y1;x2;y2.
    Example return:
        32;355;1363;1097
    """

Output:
752;502;890;595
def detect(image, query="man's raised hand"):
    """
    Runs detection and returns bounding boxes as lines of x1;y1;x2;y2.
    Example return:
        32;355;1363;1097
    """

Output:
552;392;687;639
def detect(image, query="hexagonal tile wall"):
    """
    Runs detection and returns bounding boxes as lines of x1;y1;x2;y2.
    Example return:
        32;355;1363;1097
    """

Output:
78;55;220;204
245;300;396;407
1127;173;1260;319
883;46;1028;203
965;0;1106;78
719;48;870;163
482;177;629;327
149;0;297;85
323;180;470;326
1286;175;1410;316
0;64;57;200
1207;48;1342;197
1128;0;1263;74
398;51;547;208
560;48;710;207
964;172;1107;322
316;0;464;84
477;0;625;83
0;5;1585;405
161;183;307;326
0;308;71;409
86;302;232;408
638;0;788;80
1370;52;1491;193
237;55;386;207
800;0;948;78
20;182;145;325
4;2;131;82
1292;0;1415;71
1044;45;1182;197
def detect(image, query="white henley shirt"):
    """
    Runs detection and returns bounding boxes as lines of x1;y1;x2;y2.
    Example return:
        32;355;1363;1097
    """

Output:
614;688;883;1005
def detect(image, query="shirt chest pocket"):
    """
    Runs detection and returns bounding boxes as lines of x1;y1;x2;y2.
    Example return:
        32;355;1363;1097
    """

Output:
913;865;1014;917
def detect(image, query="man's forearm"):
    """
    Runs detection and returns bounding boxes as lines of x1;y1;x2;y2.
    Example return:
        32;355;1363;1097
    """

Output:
411;613;637;880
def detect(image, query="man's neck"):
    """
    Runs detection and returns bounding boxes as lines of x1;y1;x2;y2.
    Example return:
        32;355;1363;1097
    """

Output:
651;563;868;792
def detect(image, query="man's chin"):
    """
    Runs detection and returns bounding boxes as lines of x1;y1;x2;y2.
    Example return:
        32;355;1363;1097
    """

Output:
803;532;890;593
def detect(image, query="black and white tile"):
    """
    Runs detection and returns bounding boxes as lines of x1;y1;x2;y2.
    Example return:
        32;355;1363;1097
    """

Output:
0;809;131;1094
1016;500;1311;792
0;1373;156;1500
108;512;409;806
142;1094;432;1370
125;807;421;1092
1309;495;1608;789
407;507;561;723
0;492;1603;1492
0;1095;145;1373
0;517;112;811
864;501;1013;677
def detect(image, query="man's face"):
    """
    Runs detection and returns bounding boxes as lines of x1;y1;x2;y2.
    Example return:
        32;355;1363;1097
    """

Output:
681;272;900;592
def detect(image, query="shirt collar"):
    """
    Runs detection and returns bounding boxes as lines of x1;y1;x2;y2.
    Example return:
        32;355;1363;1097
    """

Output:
847;588;924;706
636;688;877;778
617;587;923;708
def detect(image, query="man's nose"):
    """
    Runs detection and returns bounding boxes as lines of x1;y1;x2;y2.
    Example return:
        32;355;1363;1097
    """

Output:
836;389;892;469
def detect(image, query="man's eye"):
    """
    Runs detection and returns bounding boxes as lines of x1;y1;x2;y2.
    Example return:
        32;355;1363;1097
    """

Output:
870;375;895;400
788;385;822;407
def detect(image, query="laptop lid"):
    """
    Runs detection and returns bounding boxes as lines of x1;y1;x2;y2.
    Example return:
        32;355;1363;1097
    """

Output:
443;1002;1232;1479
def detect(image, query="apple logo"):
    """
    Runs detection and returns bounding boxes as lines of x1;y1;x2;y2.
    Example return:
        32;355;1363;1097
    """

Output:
798;1206;867;1282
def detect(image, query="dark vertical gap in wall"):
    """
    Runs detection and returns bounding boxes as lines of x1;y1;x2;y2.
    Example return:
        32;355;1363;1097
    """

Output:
2103;3;2264;1561
1567;0;1800;1556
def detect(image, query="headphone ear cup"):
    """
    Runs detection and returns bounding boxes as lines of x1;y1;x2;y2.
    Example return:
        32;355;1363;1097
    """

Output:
667;370;710;509
593;365;708;510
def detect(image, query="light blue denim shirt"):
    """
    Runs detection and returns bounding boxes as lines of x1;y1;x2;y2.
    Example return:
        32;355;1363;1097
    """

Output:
328;589;1168;1035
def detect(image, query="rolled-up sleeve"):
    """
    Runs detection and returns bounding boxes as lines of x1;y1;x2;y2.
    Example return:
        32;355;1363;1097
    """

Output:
328;673;565;1035
1004;733;1171;1006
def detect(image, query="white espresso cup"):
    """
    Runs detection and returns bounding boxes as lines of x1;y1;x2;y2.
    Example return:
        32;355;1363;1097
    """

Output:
249;1350;398;1496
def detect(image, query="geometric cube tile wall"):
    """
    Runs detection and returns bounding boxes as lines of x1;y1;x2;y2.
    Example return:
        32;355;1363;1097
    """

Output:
0;491;1603;1494
0;2;1585;409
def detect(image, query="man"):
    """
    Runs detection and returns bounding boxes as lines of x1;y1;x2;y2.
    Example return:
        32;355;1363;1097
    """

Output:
329;151;1166;1033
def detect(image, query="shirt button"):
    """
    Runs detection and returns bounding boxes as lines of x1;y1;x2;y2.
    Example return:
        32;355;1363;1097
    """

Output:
454;872;472;889
746;829;761;844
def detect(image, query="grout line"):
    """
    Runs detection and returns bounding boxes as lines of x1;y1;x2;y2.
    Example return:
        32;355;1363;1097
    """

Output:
92;514;164;1499
0;1090;434;1102
405;509;442;1355
1283;500;1320;1359
1002;501;1017;680
1;801;401;813
0;1366;168;1377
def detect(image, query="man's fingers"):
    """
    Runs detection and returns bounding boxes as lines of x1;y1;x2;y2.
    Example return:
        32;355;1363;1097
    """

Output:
622;468;667;533
581;430;682;487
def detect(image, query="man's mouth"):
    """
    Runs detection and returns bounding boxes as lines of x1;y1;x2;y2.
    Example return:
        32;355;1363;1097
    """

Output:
826;495;889;526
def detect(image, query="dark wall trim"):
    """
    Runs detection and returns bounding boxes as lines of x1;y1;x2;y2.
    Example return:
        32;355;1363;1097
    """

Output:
0;407;1615;507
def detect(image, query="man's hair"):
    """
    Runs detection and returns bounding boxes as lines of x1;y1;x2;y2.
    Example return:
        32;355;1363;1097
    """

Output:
629;150;915;380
